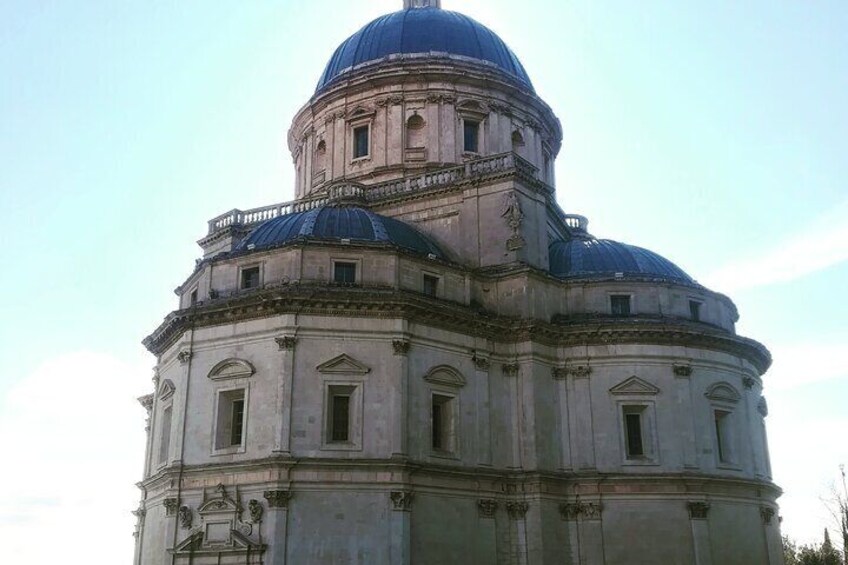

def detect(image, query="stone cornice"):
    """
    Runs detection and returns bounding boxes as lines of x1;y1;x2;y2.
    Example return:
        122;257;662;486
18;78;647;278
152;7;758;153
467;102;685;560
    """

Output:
143;286;771;373
139;456;783;501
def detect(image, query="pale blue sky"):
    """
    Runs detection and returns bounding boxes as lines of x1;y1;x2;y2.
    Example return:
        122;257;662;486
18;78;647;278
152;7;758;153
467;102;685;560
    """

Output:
1;1;845;559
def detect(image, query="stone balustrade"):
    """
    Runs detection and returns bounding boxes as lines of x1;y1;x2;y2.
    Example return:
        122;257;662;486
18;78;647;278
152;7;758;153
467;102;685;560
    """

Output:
206;152;544;235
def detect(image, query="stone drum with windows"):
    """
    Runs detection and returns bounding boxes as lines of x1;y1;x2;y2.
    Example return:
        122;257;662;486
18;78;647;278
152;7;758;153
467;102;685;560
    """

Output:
135;1;783;564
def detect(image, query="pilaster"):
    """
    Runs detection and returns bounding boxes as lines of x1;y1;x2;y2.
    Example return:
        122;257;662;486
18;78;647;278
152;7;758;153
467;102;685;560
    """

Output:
274;333;297;455
389;491;414;565
687;501;714;565
473;350;493;466
264;490;292;565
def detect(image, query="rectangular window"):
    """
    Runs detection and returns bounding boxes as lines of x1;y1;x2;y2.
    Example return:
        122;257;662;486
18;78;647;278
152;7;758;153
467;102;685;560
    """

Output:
230;398;245;446
714;410;730;463
610;295;631;315
624;412;644;457
189;288;198;306
423;274;439;297
353;126;369;159
241;266;260;290
333;261;357;284
158;406;172;464
463;120;480;153
431;394;454;452
215;389;246;450
689;300;702;321
329;390;351;442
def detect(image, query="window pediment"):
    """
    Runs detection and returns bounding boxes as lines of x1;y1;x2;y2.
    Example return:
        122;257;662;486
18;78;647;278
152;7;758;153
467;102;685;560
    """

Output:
423;365;465;388
208;358;255;381
609;376;660;396
317;354;371;375
158;379;175;401
705;382;740;403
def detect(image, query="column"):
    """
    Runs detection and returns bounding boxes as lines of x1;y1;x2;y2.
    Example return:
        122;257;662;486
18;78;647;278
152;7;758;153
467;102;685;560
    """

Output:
687;502;714;565
274;335;297;455
559;503;582;565
264;490;292;565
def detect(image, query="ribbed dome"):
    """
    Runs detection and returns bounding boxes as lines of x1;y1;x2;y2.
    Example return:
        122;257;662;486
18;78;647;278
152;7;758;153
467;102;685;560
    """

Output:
236;205;446;259
316;8;533;93
549;238;694;284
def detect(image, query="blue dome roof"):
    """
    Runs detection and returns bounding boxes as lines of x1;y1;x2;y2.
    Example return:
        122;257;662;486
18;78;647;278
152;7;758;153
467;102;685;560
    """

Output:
317;8;533;93
237;205;446;259
549;238;694;284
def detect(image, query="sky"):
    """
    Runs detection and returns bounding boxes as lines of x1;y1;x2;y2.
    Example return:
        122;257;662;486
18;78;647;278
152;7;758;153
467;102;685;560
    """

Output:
0;0;846;561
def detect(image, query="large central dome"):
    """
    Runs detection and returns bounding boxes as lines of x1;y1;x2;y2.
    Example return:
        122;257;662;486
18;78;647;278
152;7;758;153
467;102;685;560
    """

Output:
316;7;533;93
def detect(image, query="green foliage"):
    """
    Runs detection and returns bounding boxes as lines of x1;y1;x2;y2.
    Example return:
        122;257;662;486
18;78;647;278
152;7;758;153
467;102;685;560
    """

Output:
783;531;843;565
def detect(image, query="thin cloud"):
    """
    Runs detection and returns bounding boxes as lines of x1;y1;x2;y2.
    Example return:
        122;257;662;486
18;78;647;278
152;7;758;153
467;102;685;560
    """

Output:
765;338;848;391
0;351;149;563
703;200;848;293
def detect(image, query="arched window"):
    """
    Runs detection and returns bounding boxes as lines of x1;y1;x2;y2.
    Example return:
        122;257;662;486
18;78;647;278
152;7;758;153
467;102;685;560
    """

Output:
511;130;525;148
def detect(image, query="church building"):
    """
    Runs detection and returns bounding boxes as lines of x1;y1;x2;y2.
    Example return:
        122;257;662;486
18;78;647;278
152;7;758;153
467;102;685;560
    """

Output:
136;1;783;563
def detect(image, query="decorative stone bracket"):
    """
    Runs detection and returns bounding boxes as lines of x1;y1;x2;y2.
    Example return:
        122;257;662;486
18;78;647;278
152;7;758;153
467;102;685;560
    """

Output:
390;491;414;511
506;501;529;519
477;499;497;518
472;352;490;371
392;339;410;356
275;336;297;351
559;501;602;521
672;364;693;377
164;497;179;516
263;490;291;509
248;499;264;523
502;363;519;377
687;501;710;520
760;506;775;525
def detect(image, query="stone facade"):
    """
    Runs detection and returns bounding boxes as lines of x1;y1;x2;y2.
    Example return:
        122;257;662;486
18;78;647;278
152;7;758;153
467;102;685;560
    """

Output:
136;3;782;564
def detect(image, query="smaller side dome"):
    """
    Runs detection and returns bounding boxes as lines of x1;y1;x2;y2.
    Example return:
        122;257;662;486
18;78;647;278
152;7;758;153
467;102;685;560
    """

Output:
236;205;446;259
549;238;694;284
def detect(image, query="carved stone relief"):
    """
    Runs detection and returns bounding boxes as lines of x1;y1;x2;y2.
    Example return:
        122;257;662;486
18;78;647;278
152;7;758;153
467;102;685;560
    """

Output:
248;499;263;523
179;505;193;529
501;191;525;251
164;497;179;516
